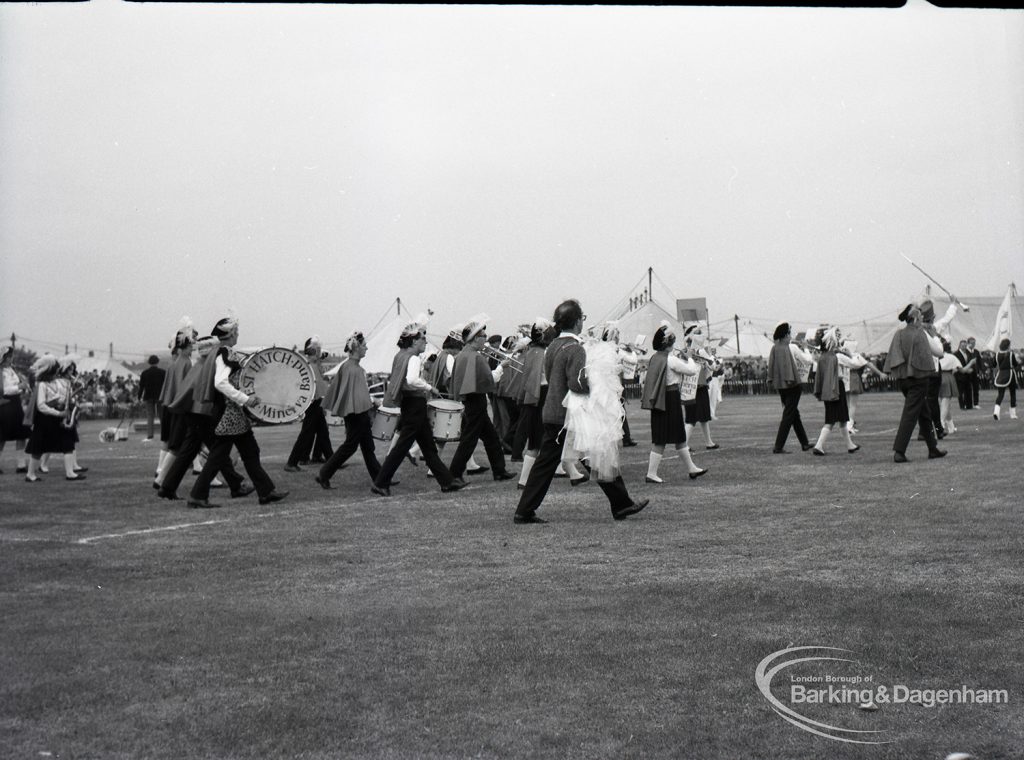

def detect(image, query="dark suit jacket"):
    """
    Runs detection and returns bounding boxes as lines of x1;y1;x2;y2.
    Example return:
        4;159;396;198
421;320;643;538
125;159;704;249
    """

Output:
542;335;589;426
139;366;167;402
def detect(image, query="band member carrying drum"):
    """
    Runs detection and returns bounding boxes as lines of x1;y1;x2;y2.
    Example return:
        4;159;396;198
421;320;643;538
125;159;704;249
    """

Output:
371;319;464;497
448;315;516;483
284;335;333;472
315;331;383;488
187;316;288;508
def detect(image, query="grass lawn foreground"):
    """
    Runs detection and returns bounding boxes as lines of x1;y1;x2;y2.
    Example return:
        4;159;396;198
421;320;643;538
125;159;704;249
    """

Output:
1;393;1022;759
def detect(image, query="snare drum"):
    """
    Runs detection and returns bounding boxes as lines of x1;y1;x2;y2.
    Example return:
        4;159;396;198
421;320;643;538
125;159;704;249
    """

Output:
370;406;401;441
427;398;464;442
237;347;315;424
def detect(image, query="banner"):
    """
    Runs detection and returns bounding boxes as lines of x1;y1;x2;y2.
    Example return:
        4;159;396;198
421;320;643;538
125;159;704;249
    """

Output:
985;284;1016;351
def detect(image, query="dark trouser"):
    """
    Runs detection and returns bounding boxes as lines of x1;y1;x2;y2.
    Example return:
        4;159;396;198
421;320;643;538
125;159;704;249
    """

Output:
191;431;275;500
449;394;506;478
145;400;159;438
621;397;633;442
774;386;809;450
970;374;980;406
511;406;529;459
922;373;942;436
955;374;971;409
500;397;519;447
894;377;938;455
287;399;332;466
994;384;1017;407
161;413;243;495
515;424;633;519
319;411;380;481
375;396;454;488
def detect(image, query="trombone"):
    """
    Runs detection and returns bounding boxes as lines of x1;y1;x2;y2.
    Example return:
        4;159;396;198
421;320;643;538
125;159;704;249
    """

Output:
480;343;525;373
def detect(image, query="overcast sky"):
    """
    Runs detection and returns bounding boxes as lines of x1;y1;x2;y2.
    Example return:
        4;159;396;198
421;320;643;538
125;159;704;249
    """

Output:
2;1;1022;358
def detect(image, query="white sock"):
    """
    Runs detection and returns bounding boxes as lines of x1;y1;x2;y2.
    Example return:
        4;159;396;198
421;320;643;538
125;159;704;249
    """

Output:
1011;408;1018;419
563;459;583;479
814;426;831;451
841;425;855;449
679;446;703;474
518;454;536;486
646;451;663;482
63;454;76;478
684;423;695;444
28;458;40;479
554;462;567;476
468;454;482;470
39;454;50;473
994;404;1001;420
701;423;715;447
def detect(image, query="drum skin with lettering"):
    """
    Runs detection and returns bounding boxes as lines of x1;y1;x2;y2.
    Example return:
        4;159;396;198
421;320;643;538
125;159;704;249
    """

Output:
427;398;463;442
237;348;315;424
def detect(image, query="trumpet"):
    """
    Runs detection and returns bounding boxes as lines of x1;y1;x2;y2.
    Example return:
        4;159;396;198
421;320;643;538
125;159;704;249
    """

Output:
480;343;525;373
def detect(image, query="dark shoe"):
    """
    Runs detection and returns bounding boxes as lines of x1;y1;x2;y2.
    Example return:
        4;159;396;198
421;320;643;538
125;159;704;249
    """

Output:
25;475;41;483
16;466;28;474
812;448;826;457
510;456;524;463
258;490;289;505
187;498;221;509
847;445;861;454
613;498;649;521
296;460;310;466
314;475;333;490
65;473;87;481
622;439;639;448
688;469;708;480
644;476;663;484
513;513;547;524
772;448;789;454
441;480;466;493
706;444;720;450
73;467;89;473
370;485;391;497
283;464;302;473
936;430;946;440
390;478;400;486
517;483;526;490
553;471;568;478
893;452;909;463
801;443;814;451
493;470;515;481
928;449;947;459
231;484;256;498
405;453;419;467
570;474;590;487
152;481;161;489
467;465;490;475
579;460;592;473
157;488;180;500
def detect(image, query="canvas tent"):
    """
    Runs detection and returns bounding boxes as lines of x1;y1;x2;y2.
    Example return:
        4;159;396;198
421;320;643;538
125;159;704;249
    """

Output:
603;299;688;354
326;299;440;376
718;320;775;358
75;356;139;379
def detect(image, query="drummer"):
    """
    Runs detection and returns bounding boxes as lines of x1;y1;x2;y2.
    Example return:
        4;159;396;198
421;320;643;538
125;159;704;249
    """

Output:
187;316;288;508
370;319;464;497
425;324;488;476
284;335;332;472
447;315;516;482
315;331;382;488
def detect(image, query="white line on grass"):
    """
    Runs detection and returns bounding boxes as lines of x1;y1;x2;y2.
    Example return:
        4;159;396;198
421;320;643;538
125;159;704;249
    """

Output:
77;519;233;544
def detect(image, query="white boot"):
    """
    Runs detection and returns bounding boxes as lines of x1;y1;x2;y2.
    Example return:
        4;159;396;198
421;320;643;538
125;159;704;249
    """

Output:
994;404;1001;421
1011;408;1018;420
679;446;707;477
155;452;176;486
518;454;536;487
646;451;663;483
813;426;830;455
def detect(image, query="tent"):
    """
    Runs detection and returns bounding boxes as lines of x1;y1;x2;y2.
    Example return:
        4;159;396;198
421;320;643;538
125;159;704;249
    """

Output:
325;299;440;377
718;320;775;358
858;286;1023;355
602;299;688;354
75;356;139;380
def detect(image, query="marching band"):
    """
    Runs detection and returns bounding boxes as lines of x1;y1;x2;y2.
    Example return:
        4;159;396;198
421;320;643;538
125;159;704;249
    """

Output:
4;291;1016;521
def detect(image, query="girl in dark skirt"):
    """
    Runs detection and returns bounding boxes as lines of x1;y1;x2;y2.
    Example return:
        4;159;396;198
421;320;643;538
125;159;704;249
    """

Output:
640;322;708;483
810;326;860;456
514;318;554;489
681;324;719;449
25;355;85;482
0;346;31;474
155;318;198;486
992;338;1019;420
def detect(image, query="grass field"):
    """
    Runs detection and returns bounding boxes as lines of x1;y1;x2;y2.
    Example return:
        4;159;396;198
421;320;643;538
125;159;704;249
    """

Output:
1;393;1022;759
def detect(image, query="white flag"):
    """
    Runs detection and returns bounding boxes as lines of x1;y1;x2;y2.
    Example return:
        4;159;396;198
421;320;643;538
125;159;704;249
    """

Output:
985;284;1015;351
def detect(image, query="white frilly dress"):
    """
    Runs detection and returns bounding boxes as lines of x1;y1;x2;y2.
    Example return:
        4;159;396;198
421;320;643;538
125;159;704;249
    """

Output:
562;340;624;482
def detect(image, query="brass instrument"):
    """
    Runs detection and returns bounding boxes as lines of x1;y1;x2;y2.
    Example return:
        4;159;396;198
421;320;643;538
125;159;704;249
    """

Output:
480;343;525;373
62;378;85;429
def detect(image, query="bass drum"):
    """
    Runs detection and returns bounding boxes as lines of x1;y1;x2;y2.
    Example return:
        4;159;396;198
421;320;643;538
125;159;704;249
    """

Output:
237;348;315;424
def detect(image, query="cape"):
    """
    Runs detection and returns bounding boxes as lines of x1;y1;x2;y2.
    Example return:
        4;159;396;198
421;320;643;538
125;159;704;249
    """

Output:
641;351;669;412
323;359;373;417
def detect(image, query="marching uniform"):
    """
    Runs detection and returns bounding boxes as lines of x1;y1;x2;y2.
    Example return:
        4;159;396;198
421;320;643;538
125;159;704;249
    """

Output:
286;337;333;470
448;336;511;480
512;320;553;487
0;347;31;473
810;332;862;455
992;341;1019;419
372;324;463;495
317;334;381;486
189;341;283;507
767;328;814;452
883;307;945;461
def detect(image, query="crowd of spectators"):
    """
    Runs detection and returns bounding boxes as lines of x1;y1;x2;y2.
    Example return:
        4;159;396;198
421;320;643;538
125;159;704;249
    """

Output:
74;371;144;420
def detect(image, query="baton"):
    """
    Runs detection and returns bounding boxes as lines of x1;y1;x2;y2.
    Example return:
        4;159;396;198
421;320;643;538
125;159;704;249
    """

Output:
899;253;970;312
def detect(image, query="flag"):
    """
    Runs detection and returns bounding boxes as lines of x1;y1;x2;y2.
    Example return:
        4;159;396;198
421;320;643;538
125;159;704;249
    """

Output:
986;284;1016;351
